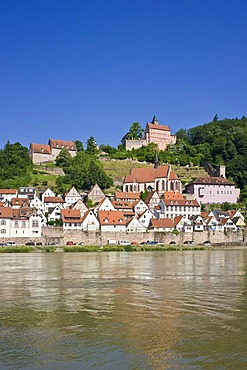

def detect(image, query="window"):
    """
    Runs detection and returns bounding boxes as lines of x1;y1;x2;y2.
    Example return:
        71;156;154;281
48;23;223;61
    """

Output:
14;221;19;228
0;229;6;234
22;221;26;228
1;220;6;225
32;221;39;227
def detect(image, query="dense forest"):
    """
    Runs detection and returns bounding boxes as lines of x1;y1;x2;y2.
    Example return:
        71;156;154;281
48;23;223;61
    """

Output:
1;116;247;197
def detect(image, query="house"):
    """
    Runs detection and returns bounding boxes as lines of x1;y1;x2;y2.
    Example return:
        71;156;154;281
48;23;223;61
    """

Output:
64;187;81;207
0;189;17;203
0;207;43;238
87;184;105;203
190;215;206;232
219;218;238;231
125;116;176;151
29;139;77;164
41;188;56;203
81;210;100;231
111;200;135;219
98;210;126;232
123;164;182;195
93;197;115;214
132;199;148;215
30;196;43;211
156;192;200;219
61;209;82;230
126;216;147;233
173;216;193;232
185;176;240;204
11;198;30;209
17;187;36;200
48;205;63;222
138;209;156;228
43;197;66;214
70;199;88;216
144;191;160;212
149;218;174;232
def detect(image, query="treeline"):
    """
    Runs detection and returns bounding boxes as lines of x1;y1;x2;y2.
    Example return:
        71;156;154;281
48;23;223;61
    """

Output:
0;142;32;188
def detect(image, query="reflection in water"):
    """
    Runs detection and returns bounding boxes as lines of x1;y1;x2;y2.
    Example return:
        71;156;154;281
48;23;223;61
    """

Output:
0;250;247;369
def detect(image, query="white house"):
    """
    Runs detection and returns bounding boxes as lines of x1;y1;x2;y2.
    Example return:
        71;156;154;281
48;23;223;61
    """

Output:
132;200;148;215
93;197;115;214
44;197;66;214
48;205;63;222
41;188;56;203
30;196;44;211
71;199;88;216
149;218;174;232
126;216;147;233
64;187;81;207
0;189;17;203
81;210;100;231
61;209;82;230
98;210;126;232
138;209;156;228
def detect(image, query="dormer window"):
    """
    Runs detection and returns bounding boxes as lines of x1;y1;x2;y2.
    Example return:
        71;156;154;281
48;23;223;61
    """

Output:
104;218;109;223
71;146;74;149
66;145;69;149
61;145;64;148
56;144;59;148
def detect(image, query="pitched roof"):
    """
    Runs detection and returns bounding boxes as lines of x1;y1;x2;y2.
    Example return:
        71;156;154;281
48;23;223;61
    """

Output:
44;197;65;203
162;198;200;207
191;177;235;185
98;210;126;225
124;165;170;183
49;139;76;151
146;123;170;131
150;218;174;229
11;198;30;206
61;209;82;223
115;192;140;200
0;189;17;194
30;143;51;154
111;200;133;210
163;191;184;199
0;207;13;218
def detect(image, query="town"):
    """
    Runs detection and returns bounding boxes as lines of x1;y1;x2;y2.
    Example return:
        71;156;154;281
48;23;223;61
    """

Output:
0;116;246;247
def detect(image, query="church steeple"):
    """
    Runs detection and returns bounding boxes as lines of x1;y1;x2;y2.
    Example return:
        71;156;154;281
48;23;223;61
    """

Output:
154;151;159;169
151;115;159;125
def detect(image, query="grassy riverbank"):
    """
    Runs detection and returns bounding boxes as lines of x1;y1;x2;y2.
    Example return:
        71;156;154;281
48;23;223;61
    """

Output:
0;244;206;253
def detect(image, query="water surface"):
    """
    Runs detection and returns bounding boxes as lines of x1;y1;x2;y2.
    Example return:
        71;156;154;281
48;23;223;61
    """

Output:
0;250;246;369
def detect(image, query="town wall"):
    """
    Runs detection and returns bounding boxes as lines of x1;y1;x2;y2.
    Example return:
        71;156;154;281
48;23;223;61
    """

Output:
2;228;244;246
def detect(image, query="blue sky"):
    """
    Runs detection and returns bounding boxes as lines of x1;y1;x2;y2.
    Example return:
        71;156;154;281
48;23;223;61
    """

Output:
0;0;246;149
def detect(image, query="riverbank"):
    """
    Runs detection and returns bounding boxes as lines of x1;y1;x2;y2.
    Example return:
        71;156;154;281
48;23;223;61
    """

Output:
0;243;247;253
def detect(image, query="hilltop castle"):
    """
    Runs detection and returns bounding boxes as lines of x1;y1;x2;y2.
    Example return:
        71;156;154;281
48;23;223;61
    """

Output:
125;116;176;151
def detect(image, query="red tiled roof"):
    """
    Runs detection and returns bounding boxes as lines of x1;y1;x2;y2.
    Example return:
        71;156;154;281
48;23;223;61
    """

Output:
112;200;133;210
115;192;140;200
146;123;170;131
124;165;170;183
0;189;17;194
49;139;76;151
192;177;235;185
30;143;51;154
98;210;126;225
11;198;30;206
44;197;65;203
163;191;183;199
61;209;82;223
0;207;13;218
150;218;174;229
163;198;200;207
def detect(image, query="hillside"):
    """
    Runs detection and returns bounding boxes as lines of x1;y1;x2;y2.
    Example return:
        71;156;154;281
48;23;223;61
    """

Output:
31;159;208;192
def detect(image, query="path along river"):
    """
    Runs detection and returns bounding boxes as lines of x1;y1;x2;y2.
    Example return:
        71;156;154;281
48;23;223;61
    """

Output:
0;250;247;369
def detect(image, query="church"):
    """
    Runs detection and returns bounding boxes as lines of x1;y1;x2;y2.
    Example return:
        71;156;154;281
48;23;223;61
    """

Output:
123;162;182;195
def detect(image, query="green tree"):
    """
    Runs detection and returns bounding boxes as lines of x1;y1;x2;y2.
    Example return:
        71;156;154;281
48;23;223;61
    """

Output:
86;136;98;155
121;122;144;143
75;140;84;152
55;148;72;168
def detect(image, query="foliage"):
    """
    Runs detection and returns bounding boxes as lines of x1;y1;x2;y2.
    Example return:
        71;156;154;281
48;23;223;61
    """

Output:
55;151;113;191
121;122;144;144
55;148;72;168
86;136;98;155
0;141;32;188
75;140;84;152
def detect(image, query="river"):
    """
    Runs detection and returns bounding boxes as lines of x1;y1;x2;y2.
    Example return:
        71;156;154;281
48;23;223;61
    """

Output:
0;250;246;369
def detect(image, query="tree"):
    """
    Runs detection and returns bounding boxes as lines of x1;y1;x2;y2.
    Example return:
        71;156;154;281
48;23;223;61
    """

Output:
86;136;98;155
55;148;72;168
121;122;144;143
75;140;84;152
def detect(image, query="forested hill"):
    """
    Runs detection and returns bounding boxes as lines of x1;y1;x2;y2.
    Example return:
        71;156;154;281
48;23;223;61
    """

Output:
178;116;247;189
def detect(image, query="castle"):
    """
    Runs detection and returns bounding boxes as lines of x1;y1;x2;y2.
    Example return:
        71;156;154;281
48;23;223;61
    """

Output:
29;139;77;164
125;116;176;151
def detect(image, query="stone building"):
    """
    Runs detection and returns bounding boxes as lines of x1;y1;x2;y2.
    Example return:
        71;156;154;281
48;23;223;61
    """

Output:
29;139;77;164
